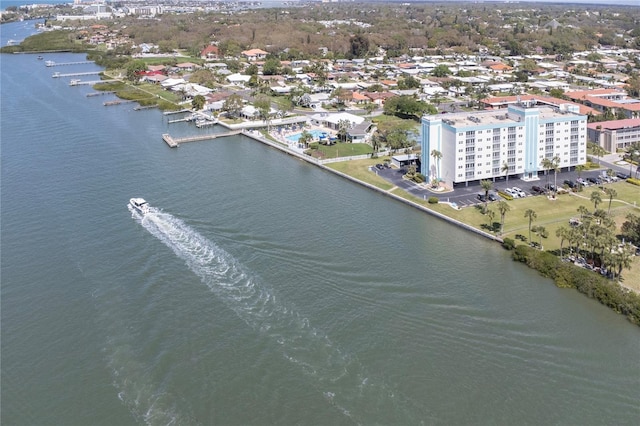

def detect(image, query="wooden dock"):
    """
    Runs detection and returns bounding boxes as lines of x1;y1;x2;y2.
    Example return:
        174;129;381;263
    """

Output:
162;130;242;148
163;109;191;116
45;60;94;67
52;71;102;78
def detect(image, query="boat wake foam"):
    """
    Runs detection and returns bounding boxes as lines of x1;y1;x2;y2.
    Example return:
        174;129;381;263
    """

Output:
127;206;425;424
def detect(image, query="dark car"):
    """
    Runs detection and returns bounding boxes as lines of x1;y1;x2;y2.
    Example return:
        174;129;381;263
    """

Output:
564;180;576;189
477;193;487;202
488;193;499;201
375;164;384;170
587;177;599;184
616;172;630;180
531;185;544;194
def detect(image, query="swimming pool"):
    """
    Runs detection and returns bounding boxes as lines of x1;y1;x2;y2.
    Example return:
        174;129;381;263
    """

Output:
286;129;328;142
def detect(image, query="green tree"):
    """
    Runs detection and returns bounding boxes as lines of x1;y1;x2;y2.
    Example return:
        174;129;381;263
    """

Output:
298;130;313;148
621;213;640;244
349;33;369;58
604;187;617;215
575;164;585;191
590;190;602;211
497;200;511;235
524;209;537;243
383;95;434;119
486;208;496;229
577;205;590;219
550;156;561;197
432;64;452;77
556;226;570;259
262;57;281;75
398;75;421;89
337;119;351;142
222;93;243;118
480;179;493;213
501;161;510;185
431;149;442;181
191;95;205;111
125;60;146;82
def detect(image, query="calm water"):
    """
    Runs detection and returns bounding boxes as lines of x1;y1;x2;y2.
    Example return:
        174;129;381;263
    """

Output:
1;21;639;426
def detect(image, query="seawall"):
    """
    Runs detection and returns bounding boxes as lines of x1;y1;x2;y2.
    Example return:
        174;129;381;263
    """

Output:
238;130;502;244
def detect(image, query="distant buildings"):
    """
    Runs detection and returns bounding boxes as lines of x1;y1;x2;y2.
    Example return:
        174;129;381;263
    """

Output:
587;118;640;152
421;102;587;186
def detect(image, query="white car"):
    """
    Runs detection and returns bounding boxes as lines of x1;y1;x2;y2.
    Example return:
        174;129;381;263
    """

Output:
504;188;516;197
512;187;526;198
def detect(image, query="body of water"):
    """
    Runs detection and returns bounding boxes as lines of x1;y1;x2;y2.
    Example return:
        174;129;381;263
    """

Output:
1;21;639;426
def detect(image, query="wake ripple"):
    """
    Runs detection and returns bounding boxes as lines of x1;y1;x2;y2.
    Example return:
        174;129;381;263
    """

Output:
128;205;427;424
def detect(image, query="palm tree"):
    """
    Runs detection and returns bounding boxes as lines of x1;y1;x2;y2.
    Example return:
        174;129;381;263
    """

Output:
577;205;589;220
556;226;569;259
431;149;442;181
575;164;584;191
540;158;553;192
534;225;548;249
501;161;510;185
590;190;602;211
551;155;560;197
604;188;617;215
592;144;606;165
497;201;511;235
480;179;493;213
486;208;496;230
524;208;537;243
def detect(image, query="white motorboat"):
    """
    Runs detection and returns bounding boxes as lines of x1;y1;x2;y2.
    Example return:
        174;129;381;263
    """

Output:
129;198;150;214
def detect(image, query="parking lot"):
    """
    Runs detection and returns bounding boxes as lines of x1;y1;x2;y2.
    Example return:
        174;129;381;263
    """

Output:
370;163;632;208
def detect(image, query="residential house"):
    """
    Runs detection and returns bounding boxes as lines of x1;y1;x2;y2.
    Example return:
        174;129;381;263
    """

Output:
241;49;268;61
200;45;220;60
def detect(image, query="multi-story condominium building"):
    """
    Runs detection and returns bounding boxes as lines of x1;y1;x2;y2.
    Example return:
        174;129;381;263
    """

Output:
587;118;640;153
421;102;587;186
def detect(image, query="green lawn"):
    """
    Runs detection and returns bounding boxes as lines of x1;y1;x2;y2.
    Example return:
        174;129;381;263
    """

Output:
306;142;373;159
326;157;395;190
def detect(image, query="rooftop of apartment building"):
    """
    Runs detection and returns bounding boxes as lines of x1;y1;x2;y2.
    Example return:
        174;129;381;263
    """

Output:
427;103;583;128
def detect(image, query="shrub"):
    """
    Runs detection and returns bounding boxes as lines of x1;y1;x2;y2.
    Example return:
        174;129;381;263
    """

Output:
498;191;513;200
502;238;516;250
626;177;640;186
511;245;640;326
427;196;439;204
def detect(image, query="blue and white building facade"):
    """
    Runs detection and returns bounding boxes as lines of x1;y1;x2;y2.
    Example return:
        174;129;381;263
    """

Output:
421;103;588;186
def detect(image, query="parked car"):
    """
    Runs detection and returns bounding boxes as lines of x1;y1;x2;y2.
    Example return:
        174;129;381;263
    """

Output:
587;177;599;184
616;172;630;180
564;180;576;189
375;164;384;170
576;178;589;187
488;192;499;201
477;193;487;202
531;185;544;194
512;187;526;198
504;188;516;198
545;183;556;191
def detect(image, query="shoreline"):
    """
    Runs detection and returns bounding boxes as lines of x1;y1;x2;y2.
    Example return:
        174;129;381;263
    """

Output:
237;129;502;243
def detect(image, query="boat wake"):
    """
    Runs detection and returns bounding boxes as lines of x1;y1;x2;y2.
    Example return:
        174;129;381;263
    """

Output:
127;205;425;424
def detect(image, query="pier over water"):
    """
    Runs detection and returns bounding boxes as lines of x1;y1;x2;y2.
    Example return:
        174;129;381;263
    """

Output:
162;131;242;148
45;60;95;67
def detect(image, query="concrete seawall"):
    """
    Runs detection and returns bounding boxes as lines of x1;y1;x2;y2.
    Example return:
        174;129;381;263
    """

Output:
238;130;503;244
